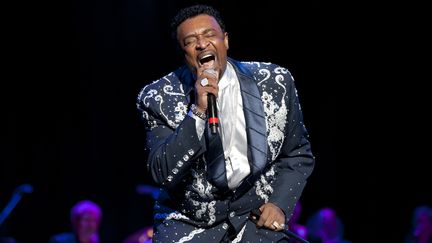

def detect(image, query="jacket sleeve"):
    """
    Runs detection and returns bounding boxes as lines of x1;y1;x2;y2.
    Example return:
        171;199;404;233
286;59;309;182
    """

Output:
268;73;315;221
136;86;206;189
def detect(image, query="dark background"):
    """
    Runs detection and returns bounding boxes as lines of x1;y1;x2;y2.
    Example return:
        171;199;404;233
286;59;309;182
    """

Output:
2;0;430;242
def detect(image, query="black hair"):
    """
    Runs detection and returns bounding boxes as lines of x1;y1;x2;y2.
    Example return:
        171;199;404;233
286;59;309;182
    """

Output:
170;4;226;41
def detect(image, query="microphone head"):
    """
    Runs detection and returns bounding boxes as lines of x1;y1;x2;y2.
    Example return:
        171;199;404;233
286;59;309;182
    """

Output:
203;68;218;79
15;184;34;194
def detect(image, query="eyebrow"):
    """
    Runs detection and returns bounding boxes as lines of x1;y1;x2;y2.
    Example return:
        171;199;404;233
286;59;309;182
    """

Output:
183;28;216;40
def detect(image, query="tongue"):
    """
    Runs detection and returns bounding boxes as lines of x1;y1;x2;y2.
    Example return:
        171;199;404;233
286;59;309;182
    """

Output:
201;60;215;70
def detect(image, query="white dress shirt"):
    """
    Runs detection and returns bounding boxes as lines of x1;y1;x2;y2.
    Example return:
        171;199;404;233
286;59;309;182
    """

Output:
189;63;250;189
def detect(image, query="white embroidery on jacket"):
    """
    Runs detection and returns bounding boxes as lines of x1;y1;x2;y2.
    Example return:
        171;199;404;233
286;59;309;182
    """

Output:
184;170;217;225
255;165;276;202
139;73;188;129
175;228;205;243
154;212;190;221
174;101;187;123
231;224;247;243
258;65;289;160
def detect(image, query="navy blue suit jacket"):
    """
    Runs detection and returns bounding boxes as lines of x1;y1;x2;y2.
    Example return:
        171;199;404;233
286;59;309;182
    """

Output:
137;58;314;242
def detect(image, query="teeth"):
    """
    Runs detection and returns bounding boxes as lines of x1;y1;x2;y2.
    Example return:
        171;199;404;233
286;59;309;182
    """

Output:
200;54;213;60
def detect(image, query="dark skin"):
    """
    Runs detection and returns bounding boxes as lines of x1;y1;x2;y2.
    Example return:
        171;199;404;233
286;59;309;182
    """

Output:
176;14;286;231
176;14;227;113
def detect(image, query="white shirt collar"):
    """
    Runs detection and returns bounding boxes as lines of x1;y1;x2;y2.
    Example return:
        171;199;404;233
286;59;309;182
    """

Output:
218;62;236;91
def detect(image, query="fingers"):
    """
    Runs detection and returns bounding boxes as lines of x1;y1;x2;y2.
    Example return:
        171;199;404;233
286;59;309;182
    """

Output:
196;78;218;97
198;72;218;91
271;221;286;231
255;203;286;231
194;68;219;109
203;68;218;78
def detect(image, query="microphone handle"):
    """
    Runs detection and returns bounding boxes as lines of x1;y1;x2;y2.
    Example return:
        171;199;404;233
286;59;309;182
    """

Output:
249;208;310;243
207;94;218;134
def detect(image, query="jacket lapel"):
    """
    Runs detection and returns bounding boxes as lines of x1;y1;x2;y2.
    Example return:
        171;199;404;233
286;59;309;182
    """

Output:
235;66;268;178
177;60;269;192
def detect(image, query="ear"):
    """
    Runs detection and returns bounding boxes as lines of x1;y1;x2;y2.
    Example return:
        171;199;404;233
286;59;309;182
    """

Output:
224;32;229;50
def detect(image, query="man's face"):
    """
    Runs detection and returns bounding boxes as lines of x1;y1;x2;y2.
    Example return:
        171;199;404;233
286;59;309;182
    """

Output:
176;14;229;79
75;211;100;236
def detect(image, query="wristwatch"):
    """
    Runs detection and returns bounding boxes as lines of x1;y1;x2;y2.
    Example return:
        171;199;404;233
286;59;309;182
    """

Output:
190;104;207;120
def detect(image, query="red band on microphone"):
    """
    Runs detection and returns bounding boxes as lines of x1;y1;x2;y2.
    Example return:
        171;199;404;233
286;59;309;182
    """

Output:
209;117;219;124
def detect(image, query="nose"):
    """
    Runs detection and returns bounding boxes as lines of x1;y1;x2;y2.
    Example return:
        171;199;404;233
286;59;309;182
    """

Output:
195;36;209;49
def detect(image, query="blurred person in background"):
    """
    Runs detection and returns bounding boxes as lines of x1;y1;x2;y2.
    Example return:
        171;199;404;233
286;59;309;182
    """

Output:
306;207;351;243
405;205;432;243
287;201;308;242
49;200;102;243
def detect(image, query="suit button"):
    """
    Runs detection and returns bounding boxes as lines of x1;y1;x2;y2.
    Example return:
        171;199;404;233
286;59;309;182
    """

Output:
222;223;228;230
229;211;235;217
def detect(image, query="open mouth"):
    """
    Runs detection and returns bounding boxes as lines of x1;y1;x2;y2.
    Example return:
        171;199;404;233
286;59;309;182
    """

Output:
199;53;215;69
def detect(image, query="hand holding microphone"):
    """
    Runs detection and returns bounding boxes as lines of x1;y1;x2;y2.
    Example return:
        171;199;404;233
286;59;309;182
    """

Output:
196;68;219;134
202;69;219;134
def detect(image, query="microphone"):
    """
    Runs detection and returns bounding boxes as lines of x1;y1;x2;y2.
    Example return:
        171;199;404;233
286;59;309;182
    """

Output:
203;69;219;134
0;184;33;227
15;184;34;194
208;94;218;134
